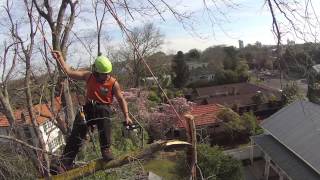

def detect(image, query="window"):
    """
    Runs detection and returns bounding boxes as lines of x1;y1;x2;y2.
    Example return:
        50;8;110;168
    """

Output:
58;132;64;145
48;136;62;151
43;120;54;134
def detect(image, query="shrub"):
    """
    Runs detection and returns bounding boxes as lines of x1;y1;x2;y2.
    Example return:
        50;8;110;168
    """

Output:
175;144;244;180
241;112;262;135
148;90;161;103
251;92;268;105
0;146;37;179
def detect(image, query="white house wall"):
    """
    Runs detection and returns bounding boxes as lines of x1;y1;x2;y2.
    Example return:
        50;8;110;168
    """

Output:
39;122;65;153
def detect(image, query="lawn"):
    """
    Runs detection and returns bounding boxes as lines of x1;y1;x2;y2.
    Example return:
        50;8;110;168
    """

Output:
80;152;184;179
143;158;181;180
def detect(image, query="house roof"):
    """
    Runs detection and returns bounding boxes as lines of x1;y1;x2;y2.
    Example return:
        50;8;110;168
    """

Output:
206;94;257;106
0;97;62;127
194;82;282;106
261;100;320;174
176;104;223;128
196;82;280;97
252;134;320;180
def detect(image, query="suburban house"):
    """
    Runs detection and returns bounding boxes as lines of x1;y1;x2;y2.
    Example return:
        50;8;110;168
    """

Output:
251;100;320;180
0;98;65;153
187;63;215;85
142;75;171;86
188;71;215;85
167;104;224;143
186;61;208;70
187;82;284;118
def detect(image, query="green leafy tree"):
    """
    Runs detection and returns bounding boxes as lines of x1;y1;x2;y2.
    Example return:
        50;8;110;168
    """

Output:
201;46;225;71
283;82;303;104
281;46;314;78
236;61;250;82
217;108;244;134
217;108;261;136
214;70;239;85
243;52;254;69
223;46;238;70
186;49;201;60
240;43;272;70
251;92;268;105
148;90;161;103
172;51;190;88
176;144;244;180
241;112;262;135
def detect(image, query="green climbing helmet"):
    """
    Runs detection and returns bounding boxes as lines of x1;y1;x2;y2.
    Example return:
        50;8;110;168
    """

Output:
94;55;112;73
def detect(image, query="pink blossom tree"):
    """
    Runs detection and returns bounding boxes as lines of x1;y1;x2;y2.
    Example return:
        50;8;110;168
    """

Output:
113;89;194;140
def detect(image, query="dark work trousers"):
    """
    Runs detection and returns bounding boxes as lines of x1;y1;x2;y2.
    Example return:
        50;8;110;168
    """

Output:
61;102;112;167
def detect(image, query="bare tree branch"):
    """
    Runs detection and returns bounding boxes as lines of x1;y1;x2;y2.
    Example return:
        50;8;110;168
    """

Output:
0;135;59;156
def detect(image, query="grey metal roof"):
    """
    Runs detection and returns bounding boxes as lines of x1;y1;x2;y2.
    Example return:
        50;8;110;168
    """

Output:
261;100;320;174
252;134;320;180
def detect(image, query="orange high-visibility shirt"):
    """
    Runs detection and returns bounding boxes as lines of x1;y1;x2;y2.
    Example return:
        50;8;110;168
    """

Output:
86;74;116;104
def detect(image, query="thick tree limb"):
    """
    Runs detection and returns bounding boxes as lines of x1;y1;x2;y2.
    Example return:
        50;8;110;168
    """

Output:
46;140;191;180
60;1;78;51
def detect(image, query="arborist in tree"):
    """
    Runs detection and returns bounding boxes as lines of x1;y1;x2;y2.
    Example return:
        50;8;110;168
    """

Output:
52;51;133;172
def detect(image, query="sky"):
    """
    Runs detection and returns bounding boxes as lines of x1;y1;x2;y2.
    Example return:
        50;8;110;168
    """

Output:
100;0;278;53
158;0;275;52
86;0;320;53
1;0;320;73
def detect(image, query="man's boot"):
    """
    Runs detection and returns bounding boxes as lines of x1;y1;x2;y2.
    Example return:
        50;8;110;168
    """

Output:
101;148;114;162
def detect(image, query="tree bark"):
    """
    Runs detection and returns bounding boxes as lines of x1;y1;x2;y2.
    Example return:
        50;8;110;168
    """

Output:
185;114;197;180
61;79;75;130
33;0;78;131
0;90;17;135
20;0;50;176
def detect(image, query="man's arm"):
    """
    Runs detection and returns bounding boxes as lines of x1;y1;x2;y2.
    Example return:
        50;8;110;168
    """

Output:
113;81;133;124
52;51;91;81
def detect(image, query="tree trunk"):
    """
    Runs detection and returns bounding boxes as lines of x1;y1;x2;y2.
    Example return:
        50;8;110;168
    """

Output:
61;79;75;130
185;114;197;180
25;57;51;176
0;89;16;134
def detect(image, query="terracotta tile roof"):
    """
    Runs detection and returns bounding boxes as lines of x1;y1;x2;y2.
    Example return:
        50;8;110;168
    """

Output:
0;97;62;127
0;117;9;127
176;104;223;128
